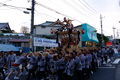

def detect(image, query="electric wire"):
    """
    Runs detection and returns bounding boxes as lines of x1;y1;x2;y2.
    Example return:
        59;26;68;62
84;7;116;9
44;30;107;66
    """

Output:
73;0;99;16
61;0;100;22
35;2;83;23
35;1;112;35
82;0;100;14
0;0;112;36
35;10;57;19
0;2;27;9
61;0;91;18
0;0;12;3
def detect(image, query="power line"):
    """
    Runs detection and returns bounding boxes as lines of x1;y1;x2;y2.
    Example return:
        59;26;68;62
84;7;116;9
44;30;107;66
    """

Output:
0;5;23;11
82;0;100;14
0;2;26;9
48;0;67;13
73;0;99;16
35;10;57;19
35;1;112;36
35;2;83;23
0;0;12;3
35;13;55;20
0;7;22;11
48;0;99;22
61;0;100;22
61;0;91;18
0;0;111;35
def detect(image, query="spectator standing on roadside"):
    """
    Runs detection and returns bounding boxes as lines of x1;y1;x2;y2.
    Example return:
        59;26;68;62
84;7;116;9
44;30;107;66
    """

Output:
101;47;105;65
108;47;114;63
104;47;109;65
114;46;119;59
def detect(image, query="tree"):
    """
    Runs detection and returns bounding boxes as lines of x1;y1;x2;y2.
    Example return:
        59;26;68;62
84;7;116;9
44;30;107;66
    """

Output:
20;26;29;33
11;30;16;33
0;33;3;36
1;30;12;33
97;33;109;46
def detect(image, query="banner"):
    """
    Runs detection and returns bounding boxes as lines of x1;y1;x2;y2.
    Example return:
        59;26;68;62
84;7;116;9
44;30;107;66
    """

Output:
106;42;112;46
30;36;32;48
34;37;58;47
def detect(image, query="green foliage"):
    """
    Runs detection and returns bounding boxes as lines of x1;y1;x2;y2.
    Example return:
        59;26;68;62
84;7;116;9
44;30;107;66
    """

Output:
0;33;3;36
97;33;109;45
1;30;12;33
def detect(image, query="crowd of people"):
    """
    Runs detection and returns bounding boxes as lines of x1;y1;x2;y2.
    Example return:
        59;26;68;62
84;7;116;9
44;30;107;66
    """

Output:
0;46;119;80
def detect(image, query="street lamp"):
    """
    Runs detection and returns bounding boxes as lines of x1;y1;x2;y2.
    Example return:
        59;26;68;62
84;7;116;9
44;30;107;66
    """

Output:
91;30;97;47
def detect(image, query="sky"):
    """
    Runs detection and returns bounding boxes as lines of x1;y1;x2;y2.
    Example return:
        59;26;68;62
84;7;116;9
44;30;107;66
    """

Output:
0;0;120;37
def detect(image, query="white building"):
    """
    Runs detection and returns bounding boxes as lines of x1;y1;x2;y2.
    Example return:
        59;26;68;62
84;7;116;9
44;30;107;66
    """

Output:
34;21;62;36
34;21;63;51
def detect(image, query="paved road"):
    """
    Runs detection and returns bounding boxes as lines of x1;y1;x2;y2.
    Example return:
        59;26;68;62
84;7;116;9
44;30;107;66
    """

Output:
90;65;116;80
89;57;120;80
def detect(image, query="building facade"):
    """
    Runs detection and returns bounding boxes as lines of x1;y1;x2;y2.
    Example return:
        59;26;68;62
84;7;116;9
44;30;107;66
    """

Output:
34;21;62;36
0;33;30;52
75;23;99;47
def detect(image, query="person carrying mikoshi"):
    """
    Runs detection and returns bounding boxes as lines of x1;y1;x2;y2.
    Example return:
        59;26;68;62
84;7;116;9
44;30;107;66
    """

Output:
0;51;7;80
36;52;46;80
63;52;75;80
26;53;38;80
19;53;28;76
5;54;23;80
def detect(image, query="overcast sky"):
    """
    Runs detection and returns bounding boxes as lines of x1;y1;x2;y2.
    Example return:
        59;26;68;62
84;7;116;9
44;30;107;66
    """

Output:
0;0;120;37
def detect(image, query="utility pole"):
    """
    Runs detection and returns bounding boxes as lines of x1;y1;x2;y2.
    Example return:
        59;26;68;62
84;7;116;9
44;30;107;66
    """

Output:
117;30;119;46
113;27;116;46
100;14;104;47
30;0;35;52
119;0;120;6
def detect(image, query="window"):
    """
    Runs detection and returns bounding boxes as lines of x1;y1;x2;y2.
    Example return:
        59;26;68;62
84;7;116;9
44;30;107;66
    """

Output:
41;26;46;28
15;42;21;47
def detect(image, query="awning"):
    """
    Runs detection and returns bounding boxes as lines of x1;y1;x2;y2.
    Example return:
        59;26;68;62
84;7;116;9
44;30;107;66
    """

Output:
0;44;19;51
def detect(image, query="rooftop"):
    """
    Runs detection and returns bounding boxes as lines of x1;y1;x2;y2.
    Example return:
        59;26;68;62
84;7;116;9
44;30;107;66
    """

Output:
35;21;63;27
0;23;9;29
9;39;30;42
